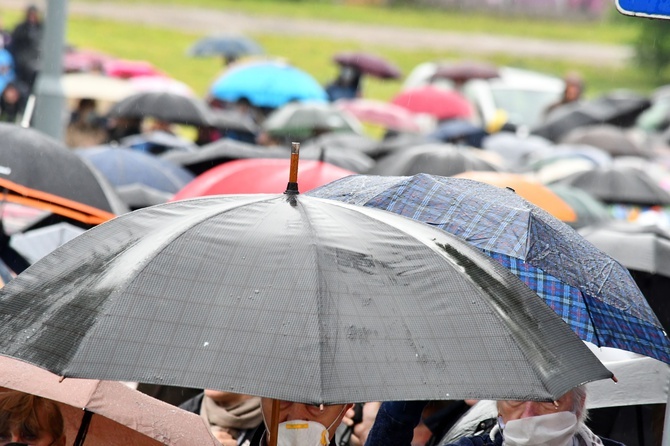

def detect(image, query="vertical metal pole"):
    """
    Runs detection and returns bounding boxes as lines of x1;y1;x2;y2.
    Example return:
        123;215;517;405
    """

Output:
32;0;68;141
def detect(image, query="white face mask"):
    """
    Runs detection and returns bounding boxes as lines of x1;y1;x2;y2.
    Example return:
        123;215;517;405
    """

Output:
275;420;330;446
265;405;346;446
502;411;578;446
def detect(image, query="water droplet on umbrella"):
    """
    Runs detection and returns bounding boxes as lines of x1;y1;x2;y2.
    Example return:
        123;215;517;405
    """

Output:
203;342;209;347
254;289;260;294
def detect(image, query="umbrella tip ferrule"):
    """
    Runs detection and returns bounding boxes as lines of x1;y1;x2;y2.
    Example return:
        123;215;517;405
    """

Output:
284;142;301;195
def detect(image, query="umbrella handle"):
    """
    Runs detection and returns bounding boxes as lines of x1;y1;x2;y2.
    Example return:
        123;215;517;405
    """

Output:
73;409;93;446
269;399;280;446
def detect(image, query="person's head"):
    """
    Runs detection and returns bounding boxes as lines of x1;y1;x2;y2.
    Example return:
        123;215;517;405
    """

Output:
204;390;257;408
2;83;20;105
260;398;353;446
562;72;583;103
496;386;587;445
25;5;39;24
497;386;587;424
0;391;65;446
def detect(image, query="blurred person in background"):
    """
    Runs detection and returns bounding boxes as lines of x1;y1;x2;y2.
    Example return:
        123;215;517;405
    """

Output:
0;82;23;123
9;5;42;97
543;71;584;118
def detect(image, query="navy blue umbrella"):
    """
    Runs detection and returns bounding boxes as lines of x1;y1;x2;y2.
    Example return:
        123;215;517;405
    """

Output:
308;173;670;364
427;119;488;148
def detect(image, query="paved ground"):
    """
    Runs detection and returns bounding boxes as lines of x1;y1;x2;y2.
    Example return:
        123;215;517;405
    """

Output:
0;0;632;66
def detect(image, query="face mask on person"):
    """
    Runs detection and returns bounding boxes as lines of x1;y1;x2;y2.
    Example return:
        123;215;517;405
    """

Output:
272;405;345;446
275;420;330;446
502;411;578;446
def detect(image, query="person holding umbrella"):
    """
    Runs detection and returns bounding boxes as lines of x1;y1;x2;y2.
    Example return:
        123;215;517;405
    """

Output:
248;398;353;446
363;386;625;446
0;391;66;446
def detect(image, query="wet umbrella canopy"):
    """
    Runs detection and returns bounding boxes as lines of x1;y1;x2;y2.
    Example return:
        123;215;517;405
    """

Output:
0;191;611;403
308;173;670;364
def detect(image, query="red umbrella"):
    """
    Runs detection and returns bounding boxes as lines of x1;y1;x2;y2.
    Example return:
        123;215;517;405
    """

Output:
172;158;356;199
391;86;473;120
431;60;499;83
335;98;421;132
333;52;401;79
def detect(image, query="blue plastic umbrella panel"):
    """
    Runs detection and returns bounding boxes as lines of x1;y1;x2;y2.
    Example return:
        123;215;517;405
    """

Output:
308;173;670;364
210;61;328;109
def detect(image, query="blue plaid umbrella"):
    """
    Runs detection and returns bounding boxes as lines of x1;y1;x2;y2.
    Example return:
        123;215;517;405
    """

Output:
308;173;670;364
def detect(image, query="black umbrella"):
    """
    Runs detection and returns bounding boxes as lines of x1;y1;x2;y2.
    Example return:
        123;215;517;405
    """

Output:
208;109;259;134
107;92;213;127
369;143;502;176
0;186;611;404
0;123;128;225
549;164;670;206
163;138;375;175
559;124;647;158
532;90;651;142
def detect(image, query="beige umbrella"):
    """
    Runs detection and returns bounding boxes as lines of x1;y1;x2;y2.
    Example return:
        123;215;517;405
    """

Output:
62;73;135;112
0;355;220;446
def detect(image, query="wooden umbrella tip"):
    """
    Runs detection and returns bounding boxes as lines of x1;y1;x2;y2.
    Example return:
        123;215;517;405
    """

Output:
285;141;300;195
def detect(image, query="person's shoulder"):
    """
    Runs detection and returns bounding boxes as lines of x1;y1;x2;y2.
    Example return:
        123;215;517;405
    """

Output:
600;437;626;446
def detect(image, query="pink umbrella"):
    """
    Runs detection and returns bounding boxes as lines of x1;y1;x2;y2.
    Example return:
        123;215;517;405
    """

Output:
104;59;163;79
63;48;115;73
335;98;421;132
0;355;220;446
129;75;195;97
391;85;473;121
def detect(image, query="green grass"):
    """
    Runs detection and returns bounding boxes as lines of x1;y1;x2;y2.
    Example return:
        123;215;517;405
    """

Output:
1;3;656;102
78;0;639;45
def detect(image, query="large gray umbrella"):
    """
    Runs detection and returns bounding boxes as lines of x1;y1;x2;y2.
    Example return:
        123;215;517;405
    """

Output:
0;193;610;404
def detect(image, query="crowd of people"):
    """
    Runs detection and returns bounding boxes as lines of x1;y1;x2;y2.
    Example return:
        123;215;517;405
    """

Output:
0;4;667;446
